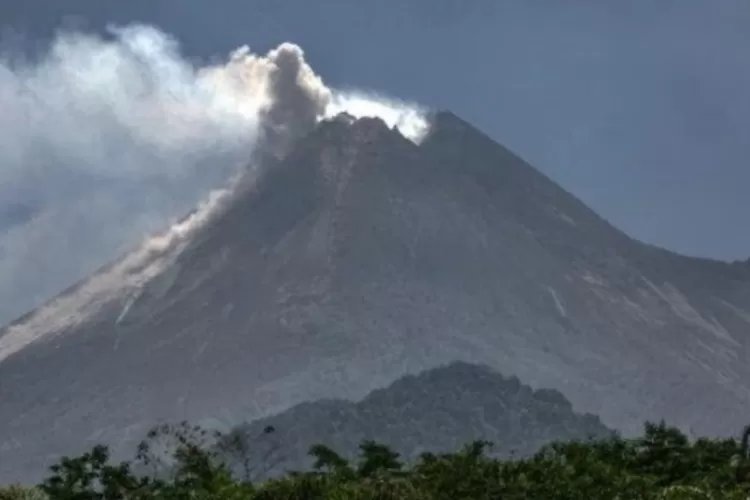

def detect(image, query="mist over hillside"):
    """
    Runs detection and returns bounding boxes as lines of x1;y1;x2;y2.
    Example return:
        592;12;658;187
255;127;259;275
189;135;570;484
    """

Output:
0;24;427;327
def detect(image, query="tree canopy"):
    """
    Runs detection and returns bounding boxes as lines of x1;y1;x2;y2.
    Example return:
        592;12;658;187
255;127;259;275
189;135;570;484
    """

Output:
3;420;750;499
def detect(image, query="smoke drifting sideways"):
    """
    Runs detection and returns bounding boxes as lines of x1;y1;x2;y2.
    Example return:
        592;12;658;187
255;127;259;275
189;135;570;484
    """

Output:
0;24;429;329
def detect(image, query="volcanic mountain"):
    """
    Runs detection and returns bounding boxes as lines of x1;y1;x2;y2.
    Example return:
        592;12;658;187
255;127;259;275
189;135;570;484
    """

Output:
1;111;749;482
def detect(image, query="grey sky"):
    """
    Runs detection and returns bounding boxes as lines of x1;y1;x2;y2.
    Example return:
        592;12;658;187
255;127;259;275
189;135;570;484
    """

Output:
2;0;749;260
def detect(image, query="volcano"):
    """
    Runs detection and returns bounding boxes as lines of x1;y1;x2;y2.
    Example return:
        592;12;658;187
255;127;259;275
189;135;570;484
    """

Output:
1;111;749;482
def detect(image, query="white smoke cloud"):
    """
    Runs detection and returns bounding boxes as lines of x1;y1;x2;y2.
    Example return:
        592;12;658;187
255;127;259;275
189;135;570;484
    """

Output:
0;24;429;328
0;184;235;363
325;91;430;143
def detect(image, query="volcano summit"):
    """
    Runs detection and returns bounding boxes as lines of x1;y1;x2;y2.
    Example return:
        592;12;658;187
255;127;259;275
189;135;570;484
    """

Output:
1;109;750;482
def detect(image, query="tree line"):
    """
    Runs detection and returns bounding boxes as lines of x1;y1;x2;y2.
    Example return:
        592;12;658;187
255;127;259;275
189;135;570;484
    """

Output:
3;421;750;499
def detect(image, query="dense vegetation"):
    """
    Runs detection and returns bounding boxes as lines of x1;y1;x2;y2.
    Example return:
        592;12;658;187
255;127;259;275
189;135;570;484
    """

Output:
3;421;750;499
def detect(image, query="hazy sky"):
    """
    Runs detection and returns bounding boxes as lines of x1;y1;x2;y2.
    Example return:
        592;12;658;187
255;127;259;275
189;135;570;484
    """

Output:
2;0;749;260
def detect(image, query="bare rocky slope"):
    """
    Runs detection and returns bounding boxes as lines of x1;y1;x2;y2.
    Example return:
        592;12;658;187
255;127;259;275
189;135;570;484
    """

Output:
1;111;749;482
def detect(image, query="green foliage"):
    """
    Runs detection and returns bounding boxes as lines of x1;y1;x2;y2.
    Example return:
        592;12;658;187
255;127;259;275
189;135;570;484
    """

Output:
40;445;154;500
7;421;750;499
356;440;403;478
0;486;47;500
309;444;354;477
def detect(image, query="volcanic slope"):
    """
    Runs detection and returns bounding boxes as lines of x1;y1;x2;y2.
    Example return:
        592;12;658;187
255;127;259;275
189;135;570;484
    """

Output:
1;112;750;481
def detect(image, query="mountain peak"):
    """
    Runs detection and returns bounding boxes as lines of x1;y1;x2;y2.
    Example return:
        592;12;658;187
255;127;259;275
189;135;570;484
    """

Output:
425;109;473;133
1;108;750;483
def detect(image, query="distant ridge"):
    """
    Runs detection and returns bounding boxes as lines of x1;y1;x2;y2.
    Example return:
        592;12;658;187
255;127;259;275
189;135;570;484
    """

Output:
222;361;612;480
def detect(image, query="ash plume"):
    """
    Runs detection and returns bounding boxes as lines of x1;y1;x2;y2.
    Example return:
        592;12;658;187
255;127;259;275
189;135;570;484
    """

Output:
0;24;428;328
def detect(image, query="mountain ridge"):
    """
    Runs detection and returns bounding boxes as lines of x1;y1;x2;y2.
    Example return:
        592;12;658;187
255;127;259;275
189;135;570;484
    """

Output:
218;360;612;481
